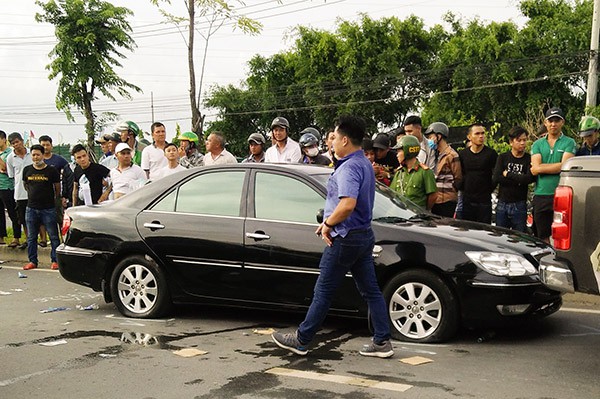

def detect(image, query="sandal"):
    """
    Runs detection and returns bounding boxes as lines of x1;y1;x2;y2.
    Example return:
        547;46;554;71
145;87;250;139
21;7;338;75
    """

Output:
8;241;19;248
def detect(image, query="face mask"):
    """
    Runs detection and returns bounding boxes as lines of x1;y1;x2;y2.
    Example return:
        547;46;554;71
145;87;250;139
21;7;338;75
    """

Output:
306;147;319;157
427;139;437;150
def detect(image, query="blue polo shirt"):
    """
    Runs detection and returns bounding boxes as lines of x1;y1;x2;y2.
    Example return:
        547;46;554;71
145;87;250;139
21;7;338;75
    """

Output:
324;149;375;238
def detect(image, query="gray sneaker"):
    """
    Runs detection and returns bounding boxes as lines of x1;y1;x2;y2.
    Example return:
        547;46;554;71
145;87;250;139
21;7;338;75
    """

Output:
271;331;308;356
359;340;394;358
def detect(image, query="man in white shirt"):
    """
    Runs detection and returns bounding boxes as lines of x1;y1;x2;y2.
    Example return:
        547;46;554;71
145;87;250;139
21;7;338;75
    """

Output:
141;122;168;179
203;132;238;166
153;143;187;179
109;143;147;199
264;117;302;163
6;132;32;248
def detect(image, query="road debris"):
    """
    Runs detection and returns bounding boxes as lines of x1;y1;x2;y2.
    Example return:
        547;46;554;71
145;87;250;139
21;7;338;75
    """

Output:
76;303;99;311
39;339;68;347
253;328;275;335
18;272;27;278
39;306;70;313
173;348;208;358
399;356;434;366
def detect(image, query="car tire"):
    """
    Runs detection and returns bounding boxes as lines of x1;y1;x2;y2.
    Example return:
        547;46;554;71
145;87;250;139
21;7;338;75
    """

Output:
383;270;458;343
110;255;171;318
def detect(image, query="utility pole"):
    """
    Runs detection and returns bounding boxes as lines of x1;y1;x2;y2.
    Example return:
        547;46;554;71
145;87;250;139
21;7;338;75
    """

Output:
151;91;155;122
586;0;600;109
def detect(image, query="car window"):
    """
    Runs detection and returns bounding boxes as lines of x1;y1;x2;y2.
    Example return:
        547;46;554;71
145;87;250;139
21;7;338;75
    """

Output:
152;171;245;216
254;172;324;224
373;184;420;220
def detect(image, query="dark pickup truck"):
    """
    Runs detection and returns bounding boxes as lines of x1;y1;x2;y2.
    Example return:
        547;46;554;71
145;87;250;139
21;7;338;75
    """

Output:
539;156;600;294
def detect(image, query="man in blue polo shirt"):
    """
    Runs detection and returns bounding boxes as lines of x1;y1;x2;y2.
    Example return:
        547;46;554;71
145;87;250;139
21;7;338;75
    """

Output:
531;107;576;243
271;115;393;359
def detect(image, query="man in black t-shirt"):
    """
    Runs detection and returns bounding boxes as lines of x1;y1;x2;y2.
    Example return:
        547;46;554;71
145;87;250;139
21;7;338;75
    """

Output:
372;133;399;186
22;144;61;270
71;144;110;206
458;123;498;224
492;126;535;232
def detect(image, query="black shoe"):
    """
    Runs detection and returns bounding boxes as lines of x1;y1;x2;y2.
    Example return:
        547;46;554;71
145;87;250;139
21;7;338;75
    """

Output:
18;242;27;250
38;241;48;247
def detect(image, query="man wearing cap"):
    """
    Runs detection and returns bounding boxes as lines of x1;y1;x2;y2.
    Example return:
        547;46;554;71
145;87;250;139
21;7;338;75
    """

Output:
265;117;302;163
372;133;399;186
531;107;576;243
116;121;146;166
242;133;266;163
108;143;147;199
404;115;436;171
101;133;120;170
96;134;113;164
141;122;168;179
575;116;600;156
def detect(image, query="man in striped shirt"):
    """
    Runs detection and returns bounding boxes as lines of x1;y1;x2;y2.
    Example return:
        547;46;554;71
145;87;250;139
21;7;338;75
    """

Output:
424;122;462;218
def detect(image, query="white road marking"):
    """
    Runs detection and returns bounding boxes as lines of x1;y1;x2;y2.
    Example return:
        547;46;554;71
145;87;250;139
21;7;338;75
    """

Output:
0;370;52;387
105;314;175;323
398;346;437;355
1;265;58;273
561;307;600;315
266;367;412;392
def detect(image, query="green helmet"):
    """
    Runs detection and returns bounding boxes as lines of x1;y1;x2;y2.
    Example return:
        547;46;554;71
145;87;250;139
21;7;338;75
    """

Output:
178;131;199;143
393;135;421;160
579;116;600;137
116;121;141;136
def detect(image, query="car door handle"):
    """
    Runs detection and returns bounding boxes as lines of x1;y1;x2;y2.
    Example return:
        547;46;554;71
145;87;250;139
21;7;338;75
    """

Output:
246;232;271;240
144;222;165;231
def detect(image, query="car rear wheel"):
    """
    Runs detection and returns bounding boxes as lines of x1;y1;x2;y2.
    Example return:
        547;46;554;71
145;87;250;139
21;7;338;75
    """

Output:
110;255;171;318
383;270;458;343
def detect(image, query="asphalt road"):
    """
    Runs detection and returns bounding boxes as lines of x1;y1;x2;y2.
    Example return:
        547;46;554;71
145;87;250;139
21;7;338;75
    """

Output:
1;262;600;399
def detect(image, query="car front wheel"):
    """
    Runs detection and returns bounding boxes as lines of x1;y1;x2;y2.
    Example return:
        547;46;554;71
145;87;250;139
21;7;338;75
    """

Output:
110;255;171;318
383;270;458;343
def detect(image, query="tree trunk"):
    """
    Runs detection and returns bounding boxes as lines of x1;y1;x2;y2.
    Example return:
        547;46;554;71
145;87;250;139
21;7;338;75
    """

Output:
188;1;203;138
82;85;95;151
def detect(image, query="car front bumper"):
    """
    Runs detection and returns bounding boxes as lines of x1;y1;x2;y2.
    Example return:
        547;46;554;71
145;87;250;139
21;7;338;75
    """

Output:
539;254;575;293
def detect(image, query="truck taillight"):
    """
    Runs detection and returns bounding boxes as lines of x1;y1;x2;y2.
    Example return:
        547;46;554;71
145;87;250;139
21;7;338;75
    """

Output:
61;213;71;237
552;186;572;250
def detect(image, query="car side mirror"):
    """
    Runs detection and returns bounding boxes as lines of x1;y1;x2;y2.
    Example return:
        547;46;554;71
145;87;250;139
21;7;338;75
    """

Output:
316;208;324;224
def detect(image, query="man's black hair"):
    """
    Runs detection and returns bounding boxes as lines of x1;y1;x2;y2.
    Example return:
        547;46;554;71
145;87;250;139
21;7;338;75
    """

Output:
334;115;366;146
8;132;23;143
164;142;177;151
403;115;422;127
467;122;485;133
0;130;5;140
508;126;528;140
151;122;165;133
30;144;45;154
71;144;87;155
38;135;53;144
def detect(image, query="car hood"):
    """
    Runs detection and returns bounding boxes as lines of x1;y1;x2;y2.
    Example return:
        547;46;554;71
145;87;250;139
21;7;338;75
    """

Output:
373;216;551;271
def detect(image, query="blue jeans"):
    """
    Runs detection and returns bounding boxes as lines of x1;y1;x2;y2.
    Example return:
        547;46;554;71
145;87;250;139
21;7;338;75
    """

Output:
26;207;60;265
495;200;527;233
297;228;390;345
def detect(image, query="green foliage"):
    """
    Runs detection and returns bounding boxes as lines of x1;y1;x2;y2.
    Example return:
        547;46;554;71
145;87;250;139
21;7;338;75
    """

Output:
36;0;141;147
424;0;592;134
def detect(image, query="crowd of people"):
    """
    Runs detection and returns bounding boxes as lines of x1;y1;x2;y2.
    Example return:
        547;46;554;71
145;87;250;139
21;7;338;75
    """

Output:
0;108;597;271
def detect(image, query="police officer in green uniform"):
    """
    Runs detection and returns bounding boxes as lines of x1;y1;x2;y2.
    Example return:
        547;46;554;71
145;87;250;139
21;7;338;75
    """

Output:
390;135;437;210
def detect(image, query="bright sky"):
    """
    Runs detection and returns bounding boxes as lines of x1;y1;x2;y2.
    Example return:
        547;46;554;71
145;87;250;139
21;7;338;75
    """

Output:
0;0;526;144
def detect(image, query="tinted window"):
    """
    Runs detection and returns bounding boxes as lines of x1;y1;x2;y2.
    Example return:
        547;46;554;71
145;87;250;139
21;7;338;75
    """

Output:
170;171;245;216
254;172;324;224
151;189;177;212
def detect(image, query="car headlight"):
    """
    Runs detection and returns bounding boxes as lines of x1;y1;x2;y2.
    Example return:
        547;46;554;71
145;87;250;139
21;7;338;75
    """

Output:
465;252;536;277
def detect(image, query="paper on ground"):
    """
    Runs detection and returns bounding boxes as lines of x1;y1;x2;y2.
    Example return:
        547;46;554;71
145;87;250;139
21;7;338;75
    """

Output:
400;356;433;365
39;339;68;347
173;348;208;357
253;328;275;335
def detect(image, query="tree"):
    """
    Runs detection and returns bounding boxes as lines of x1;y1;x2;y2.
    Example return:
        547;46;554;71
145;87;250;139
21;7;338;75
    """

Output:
205;14;441;150
151;0;262;137
423;0;593;135
36;0;141;148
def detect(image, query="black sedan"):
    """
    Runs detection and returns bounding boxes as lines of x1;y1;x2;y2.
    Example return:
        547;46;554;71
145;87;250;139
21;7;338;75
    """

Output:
57;163;561;343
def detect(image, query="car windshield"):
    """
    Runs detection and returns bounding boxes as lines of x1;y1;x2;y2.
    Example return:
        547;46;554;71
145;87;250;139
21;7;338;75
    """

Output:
312;172;420;223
